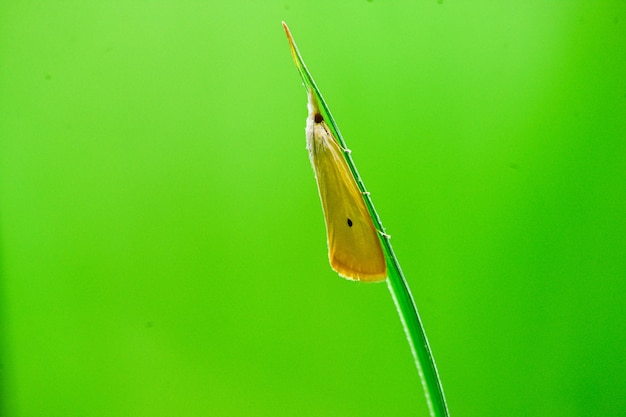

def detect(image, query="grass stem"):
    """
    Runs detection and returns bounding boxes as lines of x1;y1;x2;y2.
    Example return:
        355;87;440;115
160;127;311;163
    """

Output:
282;22;449;417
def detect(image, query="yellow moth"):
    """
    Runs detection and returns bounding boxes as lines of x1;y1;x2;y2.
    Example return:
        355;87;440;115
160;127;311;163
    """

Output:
304;90;387;282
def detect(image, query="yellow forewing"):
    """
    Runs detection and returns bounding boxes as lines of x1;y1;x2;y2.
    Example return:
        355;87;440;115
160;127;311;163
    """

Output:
305;91;387;282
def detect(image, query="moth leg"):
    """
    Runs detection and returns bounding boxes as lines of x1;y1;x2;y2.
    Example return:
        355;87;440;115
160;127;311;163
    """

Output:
378;230;391;239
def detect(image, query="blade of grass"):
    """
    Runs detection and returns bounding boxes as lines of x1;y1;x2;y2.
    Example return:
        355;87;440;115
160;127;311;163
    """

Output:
282;22;450;417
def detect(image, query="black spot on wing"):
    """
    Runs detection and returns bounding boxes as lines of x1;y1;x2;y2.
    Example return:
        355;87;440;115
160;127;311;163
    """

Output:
347;218;353;227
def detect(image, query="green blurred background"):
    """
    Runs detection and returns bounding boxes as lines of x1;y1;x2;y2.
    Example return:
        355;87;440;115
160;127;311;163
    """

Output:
1;1;625;416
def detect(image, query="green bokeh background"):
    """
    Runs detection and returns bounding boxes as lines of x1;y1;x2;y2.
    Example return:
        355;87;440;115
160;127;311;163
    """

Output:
1;2;625;416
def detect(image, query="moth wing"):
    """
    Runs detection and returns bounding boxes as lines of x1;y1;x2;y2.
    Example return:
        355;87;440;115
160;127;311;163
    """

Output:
310;127;387;282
